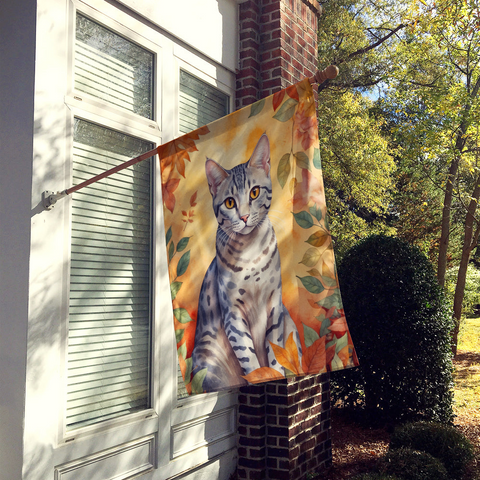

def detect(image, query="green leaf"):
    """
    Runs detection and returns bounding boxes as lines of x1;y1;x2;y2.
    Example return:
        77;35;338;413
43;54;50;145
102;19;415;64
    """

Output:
320;290;343;310
175;329;185;344
166;226;172;246
177;342;187;360
313;148;321;169
176;250;190;277
184;357;192;384
320;318;331;337
173;307;194;323
294;151;310;170
309;204;322;222
331;352;343;370
170;281;182;300
299;247;321;267
293;211;314;229
273;97;298;122
249;98;266;118
297;275;325;294
191;368;208;394
303;323;320;348
277;153;291;189
177;236;190;252
322;276;338;288
335;332;349;354
168;241;175;263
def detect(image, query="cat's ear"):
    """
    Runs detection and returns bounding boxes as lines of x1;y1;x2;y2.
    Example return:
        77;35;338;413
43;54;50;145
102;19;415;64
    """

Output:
247;134;270;175
205;158;229;195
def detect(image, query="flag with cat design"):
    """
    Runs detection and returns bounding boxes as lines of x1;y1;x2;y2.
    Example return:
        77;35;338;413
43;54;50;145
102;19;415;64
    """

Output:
160;78;358;395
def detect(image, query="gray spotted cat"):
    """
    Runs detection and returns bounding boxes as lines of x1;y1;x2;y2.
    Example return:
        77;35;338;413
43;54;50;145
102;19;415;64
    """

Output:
191;134;301;392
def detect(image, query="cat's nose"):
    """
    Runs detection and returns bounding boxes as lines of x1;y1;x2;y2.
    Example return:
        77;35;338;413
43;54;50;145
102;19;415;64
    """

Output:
240;214;249;223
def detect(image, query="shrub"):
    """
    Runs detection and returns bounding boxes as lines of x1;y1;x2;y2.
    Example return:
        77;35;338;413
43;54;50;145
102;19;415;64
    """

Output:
352;474;400;480
389;421;475;479
334;235;454;423
376;447;449;480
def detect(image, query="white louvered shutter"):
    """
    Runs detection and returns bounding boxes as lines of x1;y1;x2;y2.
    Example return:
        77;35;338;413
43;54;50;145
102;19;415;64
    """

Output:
176;71;229;399
67;119;153;429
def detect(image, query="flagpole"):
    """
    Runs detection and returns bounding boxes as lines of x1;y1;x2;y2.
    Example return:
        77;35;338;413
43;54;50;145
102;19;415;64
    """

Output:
42;65;338;210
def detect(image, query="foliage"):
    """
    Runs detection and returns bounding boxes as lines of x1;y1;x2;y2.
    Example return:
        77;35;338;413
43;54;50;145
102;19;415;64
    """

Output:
334;235;454;423
389;421;475;479
318;89;397;259
352;474;399;480
376;448;449;480
445;265;480;316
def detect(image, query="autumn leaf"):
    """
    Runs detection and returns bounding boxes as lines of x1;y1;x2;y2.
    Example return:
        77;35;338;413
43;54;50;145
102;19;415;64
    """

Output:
273;90;285;111
190;191;197;206
299;247;321;267
286;84;300;101
242;367;285;384
269;333;303;375
302;337;327;374
306;230;329;248
162;178;180;213
307;268;321;277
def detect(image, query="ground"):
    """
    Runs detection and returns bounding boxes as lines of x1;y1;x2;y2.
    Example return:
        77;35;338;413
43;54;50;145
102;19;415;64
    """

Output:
321;349;480;480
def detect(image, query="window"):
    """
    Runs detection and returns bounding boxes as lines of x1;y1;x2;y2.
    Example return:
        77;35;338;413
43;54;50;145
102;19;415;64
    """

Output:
66;14;155;430
176;70;229;399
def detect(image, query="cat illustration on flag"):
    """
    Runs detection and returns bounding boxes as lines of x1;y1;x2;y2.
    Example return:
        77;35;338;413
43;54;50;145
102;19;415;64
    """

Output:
191;134;302;391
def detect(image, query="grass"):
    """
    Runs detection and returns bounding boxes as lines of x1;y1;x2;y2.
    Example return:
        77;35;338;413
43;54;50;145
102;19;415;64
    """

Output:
454;317;480;421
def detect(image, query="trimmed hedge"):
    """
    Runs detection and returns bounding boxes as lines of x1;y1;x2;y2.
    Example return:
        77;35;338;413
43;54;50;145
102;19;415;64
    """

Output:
334;235;454;423
376;447;449;480
389;421;475;479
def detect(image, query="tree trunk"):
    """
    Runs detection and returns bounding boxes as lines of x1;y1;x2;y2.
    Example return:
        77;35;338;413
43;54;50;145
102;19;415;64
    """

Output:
452;177;480;356
437;158;459;287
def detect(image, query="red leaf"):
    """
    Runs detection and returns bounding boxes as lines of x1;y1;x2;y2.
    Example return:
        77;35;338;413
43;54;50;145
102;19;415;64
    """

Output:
272;90;285;111
190;191;198;207
286;84;300;101
162;178;180;213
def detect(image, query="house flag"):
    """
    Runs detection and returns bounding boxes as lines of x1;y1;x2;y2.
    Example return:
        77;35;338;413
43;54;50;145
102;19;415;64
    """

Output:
160;78;358;394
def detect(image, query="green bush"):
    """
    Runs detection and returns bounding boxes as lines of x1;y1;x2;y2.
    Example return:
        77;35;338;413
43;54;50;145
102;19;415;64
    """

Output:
376;447;449;480
352;474;400;480
390;421;475;479
333;235;454;423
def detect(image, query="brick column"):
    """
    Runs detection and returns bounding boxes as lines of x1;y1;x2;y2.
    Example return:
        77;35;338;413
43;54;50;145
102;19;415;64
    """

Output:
236;1;331;479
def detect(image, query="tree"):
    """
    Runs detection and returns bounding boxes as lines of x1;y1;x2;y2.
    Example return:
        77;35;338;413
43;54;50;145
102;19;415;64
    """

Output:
378;0;480;353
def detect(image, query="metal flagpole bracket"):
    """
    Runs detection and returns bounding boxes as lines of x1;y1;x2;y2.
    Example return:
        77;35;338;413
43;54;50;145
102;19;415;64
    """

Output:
42;190;68;210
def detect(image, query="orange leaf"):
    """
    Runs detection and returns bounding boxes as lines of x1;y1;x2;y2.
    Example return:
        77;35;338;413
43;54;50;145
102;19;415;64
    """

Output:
302;337;326;374
308;299;322;309
273;90;285;111
326;344;336;366
242;367;285;384
269;333;301;375
286;84;300;101
285;332;303;375
175;155;186;177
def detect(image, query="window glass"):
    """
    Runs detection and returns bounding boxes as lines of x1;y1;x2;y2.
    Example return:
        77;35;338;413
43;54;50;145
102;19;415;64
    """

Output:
75;14;154;119
67;118;153;430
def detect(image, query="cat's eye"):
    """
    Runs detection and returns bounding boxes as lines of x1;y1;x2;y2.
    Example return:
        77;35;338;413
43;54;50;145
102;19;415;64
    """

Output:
250;186;260;199
224;197;236;209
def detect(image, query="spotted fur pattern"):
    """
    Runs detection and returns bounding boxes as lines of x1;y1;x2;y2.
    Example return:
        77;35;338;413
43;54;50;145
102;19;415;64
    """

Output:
191;134;301;391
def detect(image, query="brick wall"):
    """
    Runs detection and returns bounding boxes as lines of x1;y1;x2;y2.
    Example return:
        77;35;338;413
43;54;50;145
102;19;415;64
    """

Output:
235;1;331;479
236;0;321;109
237;375;331;480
